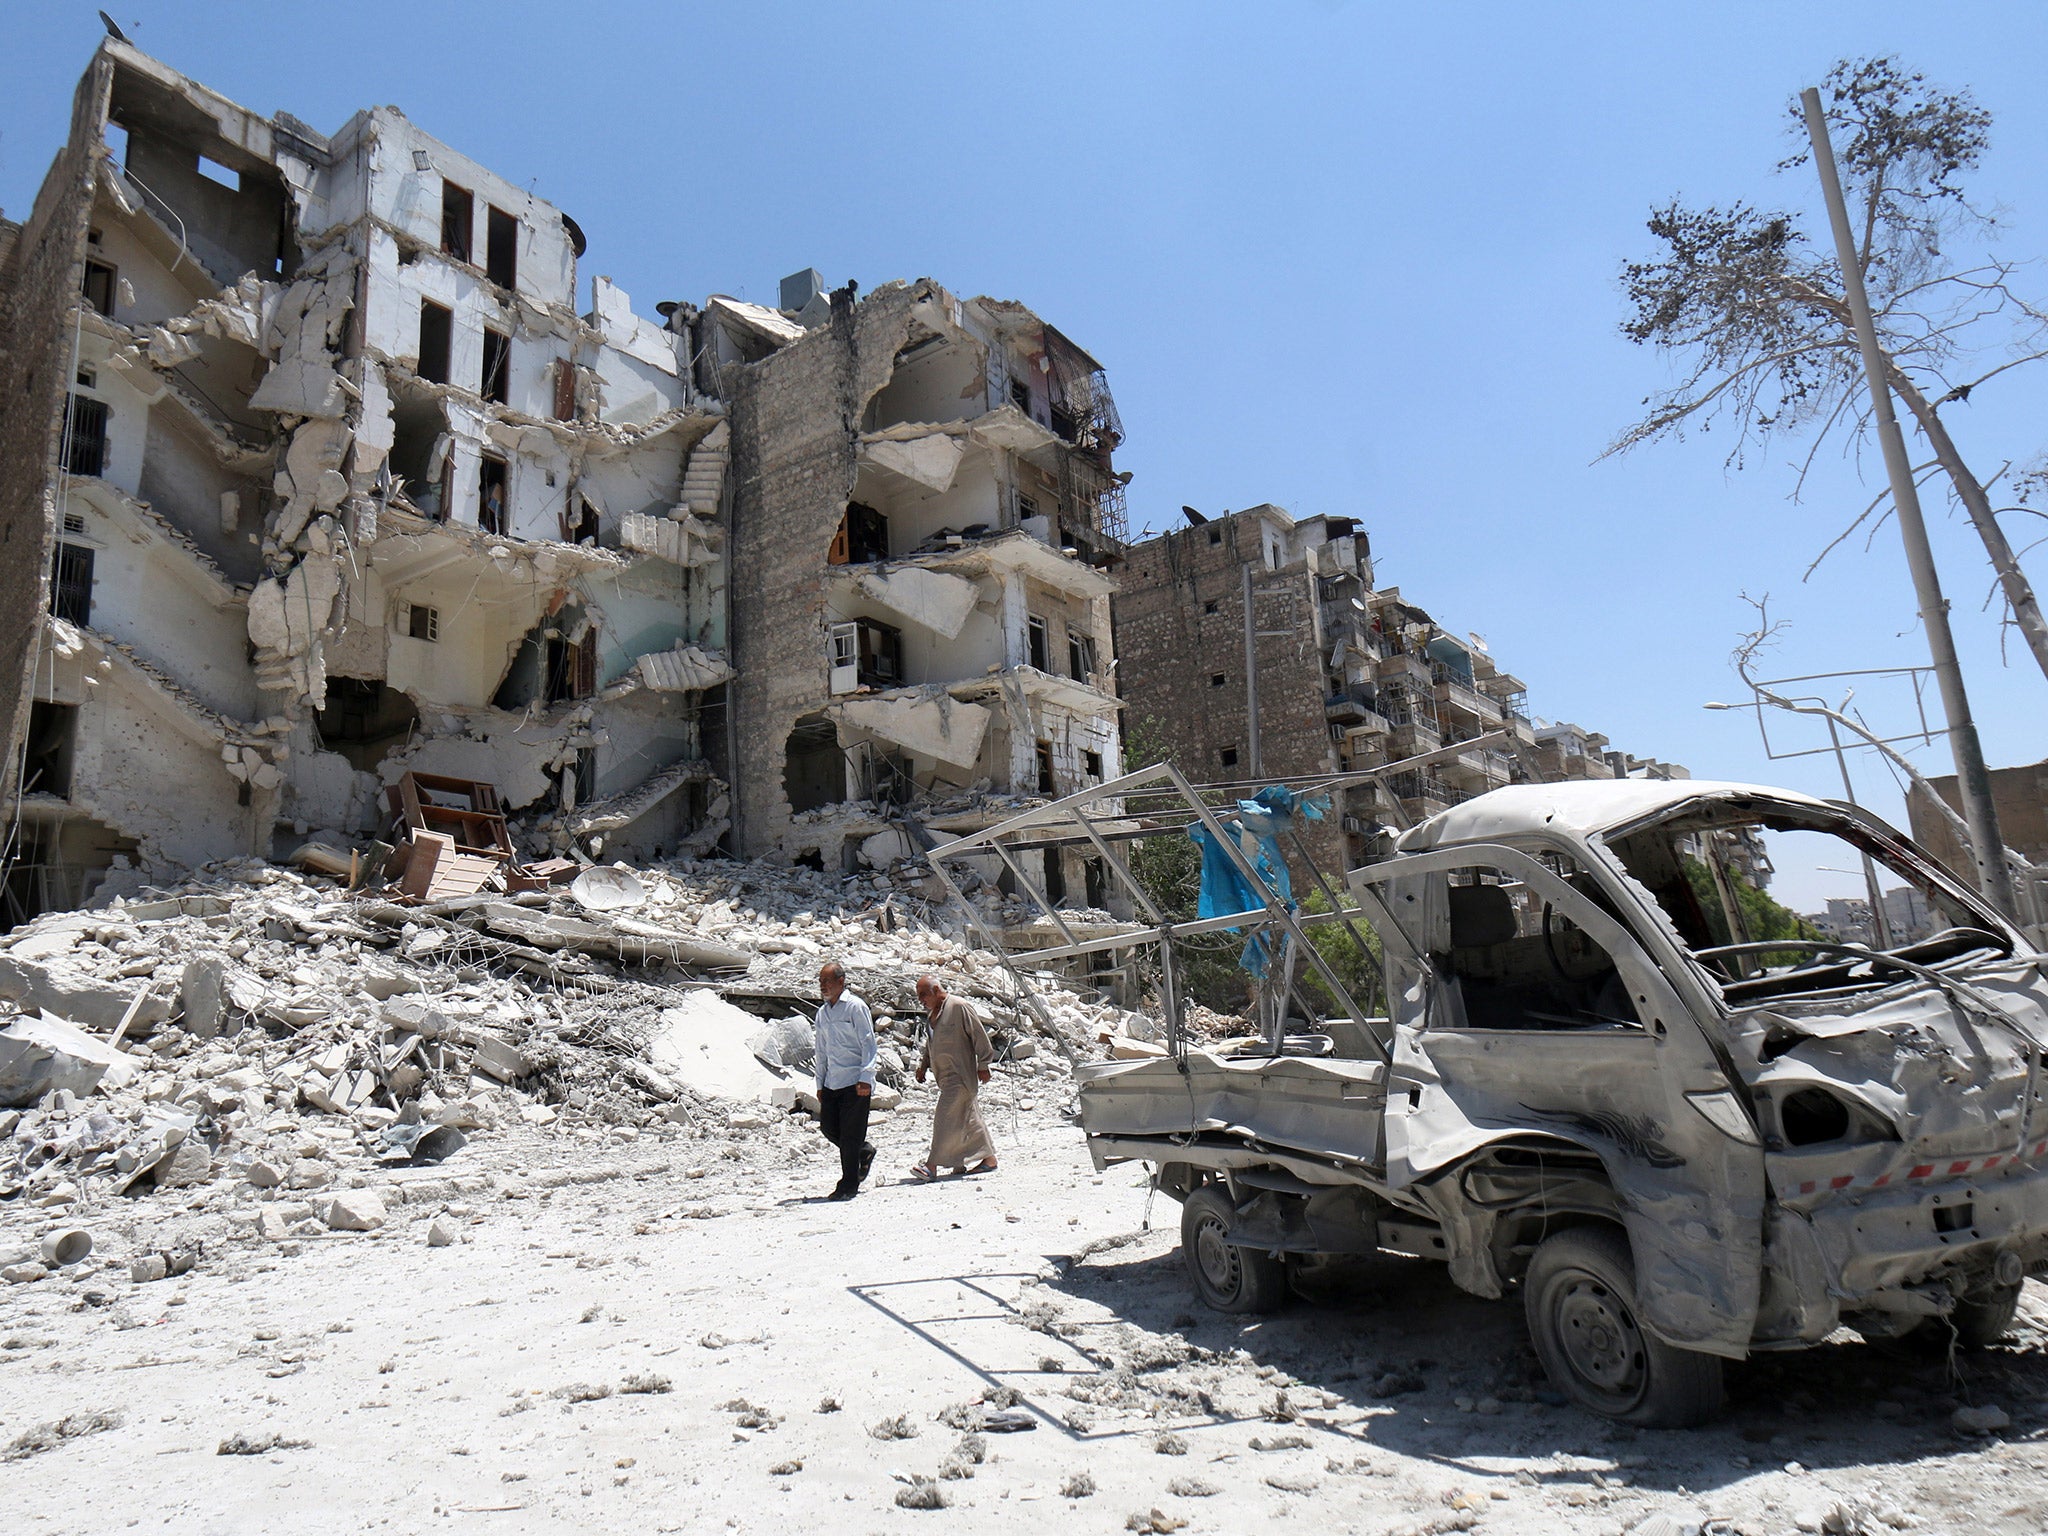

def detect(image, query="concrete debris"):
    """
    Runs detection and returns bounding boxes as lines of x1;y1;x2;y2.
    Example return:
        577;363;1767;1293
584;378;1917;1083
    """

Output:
0;834;1118;1248
0;1015;137;1106
1951;1403;2011;1436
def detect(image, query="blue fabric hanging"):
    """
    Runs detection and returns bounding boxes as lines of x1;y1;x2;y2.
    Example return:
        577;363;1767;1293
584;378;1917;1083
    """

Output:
1186;785;1332;976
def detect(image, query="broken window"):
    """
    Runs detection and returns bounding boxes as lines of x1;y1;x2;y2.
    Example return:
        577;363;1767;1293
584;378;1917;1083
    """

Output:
481;326;511;404
1429;864;1639;1031
784;714;844;813
1026;616;1049;672
418;301;453;384
62;395;108;478
852;618;902;690
315;678;421;773
477;455;508;535
1036;740;1055;795
1017;493;1039;523
544;630;598;703
80;259;116;317
407;603;439;642
440;180;474;262
49;543;93;626
1083;856;1108;911
568;496;599;545
1009;377;1033;417
829;502;889;565
1067;632;1097;683
1084;749;1104;782
22;701;76;797
485;205;518;289
1044;847;1067;905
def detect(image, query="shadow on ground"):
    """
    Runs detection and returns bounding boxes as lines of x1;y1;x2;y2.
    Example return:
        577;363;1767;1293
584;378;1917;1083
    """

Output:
855;1233;2048;1498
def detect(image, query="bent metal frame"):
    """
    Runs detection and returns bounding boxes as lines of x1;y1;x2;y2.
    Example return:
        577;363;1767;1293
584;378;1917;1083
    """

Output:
913;738;1516;1064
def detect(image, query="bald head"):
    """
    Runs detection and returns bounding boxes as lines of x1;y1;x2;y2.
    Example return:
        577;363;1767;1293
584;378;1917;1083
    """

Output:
915;974;945;1009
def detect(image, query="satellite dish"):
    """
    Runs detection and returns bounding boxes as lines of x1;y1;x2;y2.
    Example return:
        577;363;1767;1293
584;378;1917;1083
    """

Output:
571;866;646;912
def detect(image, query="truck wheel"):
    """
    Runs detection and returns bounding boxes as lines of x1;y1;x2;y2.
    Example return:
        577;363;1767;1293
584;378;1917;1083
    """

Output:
1524;1225;1722;1427
1180;1185;1288;1314
1952;1282;2023;1348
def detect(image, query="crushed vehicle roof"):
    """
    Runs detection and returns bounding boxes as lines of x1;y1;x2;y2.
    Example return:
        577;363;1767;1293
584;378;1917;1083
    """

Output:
1395;779;1838;852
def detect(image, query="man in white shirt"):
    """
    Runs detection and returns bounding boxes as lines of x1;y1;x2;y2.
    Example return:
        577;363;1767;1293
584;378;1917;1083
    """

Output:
811;961;878;1201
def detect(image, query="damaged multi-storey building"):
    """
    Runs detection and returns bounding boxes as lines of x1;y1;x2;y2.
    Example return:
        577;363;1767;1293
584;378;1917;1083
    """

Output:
1112;504;1677;871
0;40;1127;919
717;274;1127;879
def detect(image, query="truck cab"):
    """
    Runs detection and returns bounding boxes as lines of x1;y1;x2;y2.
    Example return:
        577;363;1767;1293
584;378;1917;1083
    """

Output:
1077;780;2048;1425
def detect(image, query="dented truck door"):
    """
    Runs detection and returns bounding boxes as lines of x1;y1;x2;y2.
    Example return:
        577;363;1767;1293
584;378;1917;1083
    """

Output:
1352;842;1768;1357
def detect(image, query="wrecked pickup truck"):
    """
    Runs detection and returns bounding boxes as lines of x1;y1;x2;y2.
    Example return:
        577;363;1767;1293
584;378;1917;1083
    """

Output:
1076;779;2048;1425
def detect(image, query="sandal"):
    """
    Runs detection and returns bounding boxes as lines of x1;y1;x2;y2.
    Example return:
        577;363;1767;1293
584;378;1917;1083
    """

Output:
909;1162;937;1182
966;1159;998;1176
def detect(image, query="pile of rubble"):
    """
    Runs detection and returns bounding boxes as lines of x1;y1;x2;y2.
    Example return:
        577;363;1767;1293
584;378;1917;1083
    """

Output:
0;844;1146;1254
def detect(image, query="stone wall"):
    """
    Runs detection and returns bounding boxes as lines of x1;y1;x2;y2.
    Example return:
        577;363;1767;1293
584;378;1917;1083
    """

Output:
1111;511;1345;876
723;281;923;856
1910;757;2048;886
0;54;111;802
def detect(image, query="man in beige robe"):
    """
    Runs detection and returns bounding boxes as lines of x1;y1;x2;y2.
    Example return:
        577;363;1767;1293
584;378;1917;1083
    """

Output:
911;975;996;1178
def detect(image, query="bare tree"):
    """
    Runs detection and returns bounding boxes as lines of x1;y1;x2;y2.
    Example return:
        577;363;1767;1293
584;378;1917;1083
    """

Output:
1610;58;2048;681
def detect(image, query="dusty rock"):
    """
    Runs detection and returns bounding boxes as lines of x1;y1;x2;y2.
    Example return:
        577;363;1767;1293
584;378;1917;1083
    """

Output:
426;1216;457;1246
3;1261;48;1284
320;1190;388;1232
129;1254;169;1283
1952;1403;2011;1436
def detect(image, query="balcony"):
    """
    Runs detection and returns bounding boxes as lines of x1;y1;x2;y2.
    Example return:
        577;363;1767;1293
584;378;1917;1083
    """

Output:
1377;653;1430;689
1430;665;1503;723
1324;690;1389;733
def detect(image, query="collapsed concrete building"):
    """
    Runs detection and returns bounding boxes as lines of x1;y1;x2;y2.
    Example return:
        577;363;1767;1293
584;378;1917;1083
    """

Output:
1111;505;1676;871
719;276;1127;878
0;41;1127;920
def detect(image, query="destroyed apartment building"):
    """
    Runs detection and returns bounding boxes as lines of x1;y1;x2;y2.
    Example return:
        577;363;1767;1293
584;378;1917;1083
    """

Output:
1111;504;1680;871
0;39;1128;919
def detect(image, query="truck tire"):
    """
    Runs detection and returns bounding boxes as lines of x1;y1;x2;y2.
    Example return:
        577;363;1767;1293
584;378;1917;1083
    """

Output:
1180;1185;1288;1314
1524;1225;1723;1427
1952;1282;2023;1348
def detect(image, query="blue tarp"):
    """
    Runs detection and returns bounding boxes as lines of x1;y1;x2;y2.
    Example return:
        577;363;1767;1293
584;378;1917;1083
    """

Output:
1186;785;1330;975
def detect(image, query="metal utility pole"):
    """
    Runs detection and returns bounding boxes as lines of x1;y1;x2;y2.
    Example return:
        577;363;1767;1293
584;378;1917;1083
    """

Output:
1242;562;1262;778
1800;87;2016;916
1821;711;1894;946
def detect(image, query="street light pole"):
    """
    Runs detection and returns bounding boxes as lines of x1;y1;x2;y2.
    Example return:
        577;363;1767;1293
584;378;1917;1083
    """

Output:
1800;87;2016;916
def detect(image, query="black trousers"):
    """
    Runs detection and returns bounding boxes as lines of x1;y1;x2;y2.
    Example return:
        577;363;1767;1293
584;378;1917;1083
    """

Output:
817;1085;873;1193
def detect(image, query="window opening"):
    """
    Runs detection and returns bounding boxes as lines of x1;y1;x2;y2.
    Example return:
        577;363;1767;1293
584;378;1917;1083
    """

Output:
407;603;439;642
828;502;889;564
1431;863;1640;1031
1084;856;1108;910
481;327;511;404
1210;673;1226;688
1026;615;1049;672
1208;527;1223;545
80;260;116;317
1067;631;1097;683
417;301;453;384
1009;377;1032;416
1035;741;1056;795
544;630;598;703
62;395;108;478
1044;847;1067;905
485;206;518;288
440;180;474;262
196;155;240;190
477;455;508;535
1203;600;1219;615
1220;746;1239;769
570;497;599;545
1084;748;1104;781
22;702;77;798
49;544;93;627
852;618;902;689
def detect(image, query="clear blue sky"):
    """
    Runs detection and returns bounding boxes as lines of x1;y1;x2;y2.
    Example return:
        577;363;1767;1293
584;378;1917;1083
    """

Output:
6;2;2045;910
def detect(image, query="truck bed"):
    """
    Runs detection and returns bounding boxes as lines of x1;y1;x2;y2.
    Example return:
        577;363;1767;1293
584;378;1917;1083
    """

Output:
1074;1049;1388;1174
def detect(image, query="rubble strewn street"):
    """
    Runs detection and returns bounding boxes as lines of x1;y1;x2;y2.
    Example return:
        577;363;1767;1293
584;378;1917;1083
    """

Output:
1;849;2046;1533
